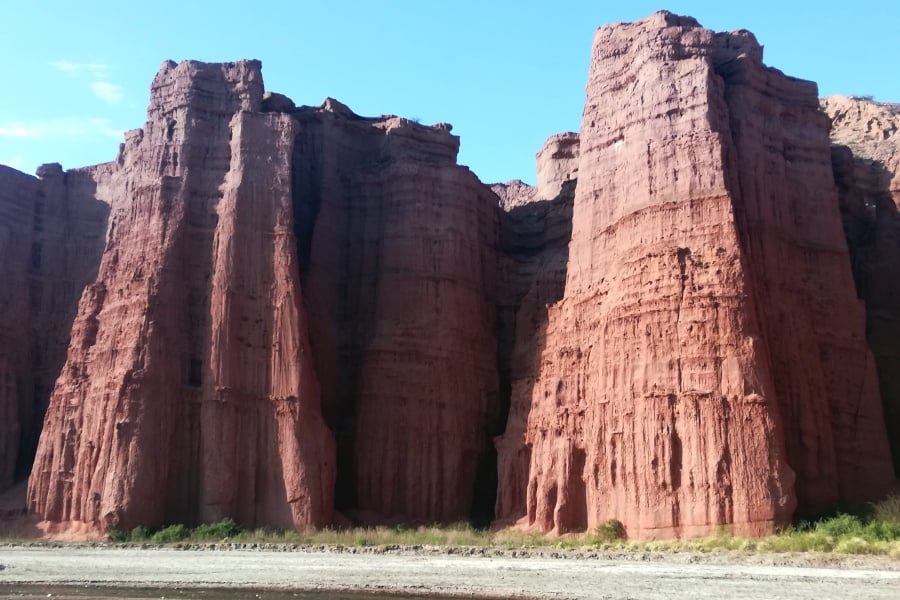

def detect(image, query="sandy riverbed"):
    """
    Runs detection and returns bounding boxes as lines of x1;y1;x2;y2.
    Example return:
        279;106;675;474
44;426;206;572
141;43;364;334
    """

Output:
0;545;899;599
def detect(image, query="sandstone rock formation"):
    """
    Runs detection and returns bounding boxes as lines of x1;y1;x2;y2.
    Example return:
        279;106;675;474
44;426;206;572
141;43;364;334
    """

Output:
24;60;503;533
0;164;108;493
493;135;578;526
3;12;896;541
714;30;893;514
290;99;500;524
28;61;335;533
823;96;900;477
495;12;893;538
535;133;580;201
825;96;900;207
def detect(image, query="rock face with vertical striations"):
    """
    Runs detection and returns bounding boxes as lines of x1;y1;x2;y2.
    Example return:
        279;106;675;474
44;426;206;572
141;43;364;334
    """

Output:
5;12;898;541
495;12;893;539
24;61;502;533
493;134;578;526
290;102;500;524
823;96;900;477
27;60;335;534
0;164;108;494
715;43;893;513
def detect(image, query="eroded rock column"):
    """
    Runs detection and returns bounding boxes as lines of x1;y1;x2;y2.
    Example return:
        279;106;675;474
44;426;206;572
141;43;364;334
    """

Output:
28;60;334;533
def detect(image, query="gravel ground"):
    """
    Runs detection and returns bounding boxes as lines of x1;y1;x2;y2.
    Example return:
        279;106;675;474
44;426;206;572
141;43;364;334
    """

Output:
0;545;899;599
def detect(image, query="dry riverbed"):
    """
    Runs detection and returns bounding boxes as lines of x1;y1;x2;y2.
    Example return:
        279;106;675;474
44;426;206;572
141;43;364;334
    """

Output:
0;544;899;599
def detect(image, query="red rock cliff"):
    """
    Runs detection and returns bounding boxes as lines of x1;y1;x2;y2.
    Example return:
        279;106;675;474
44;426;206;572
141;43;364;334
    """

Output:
823;96;900;477
496;12;894;538
9;14;898;539
291;101;500;523
0;164;108;493
493;134;578;525
714;38;893;512
27;60;335;533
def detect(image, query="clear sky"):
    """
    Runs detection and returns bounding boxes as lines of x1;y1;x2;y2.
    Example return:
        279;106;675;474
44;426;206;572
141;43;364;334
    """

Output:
1;1;898;184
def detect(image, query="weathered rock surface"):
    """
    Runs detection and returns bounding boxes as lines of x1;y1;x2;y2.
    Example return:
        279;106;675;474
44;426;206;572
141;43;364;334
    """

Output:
493;137;577;528
4;12;897;541
0;164;108;493
823;96;900;477
495;12;894;539
717;48;893;513
824;96;900;207
27;60;335;533
0;167;40;493
23;61;502;532
291;102;500;524
536;133;580;201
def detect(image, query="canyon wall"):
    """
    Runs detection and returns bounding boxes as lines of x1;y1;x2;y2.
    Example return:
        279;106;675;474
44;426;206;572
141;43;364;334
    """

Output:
23;61;502;532
27;61;334;533
0;164;108;493
495;12;893;538
823;96;900;477
291;101;500;524
714;31;893;512
493;134;578;526
2;12;896;540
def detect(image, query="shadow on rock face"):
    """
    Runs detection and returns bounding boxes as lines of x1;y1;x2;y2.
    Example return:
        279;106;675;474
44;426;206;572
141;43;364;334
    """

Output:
832;145;900;479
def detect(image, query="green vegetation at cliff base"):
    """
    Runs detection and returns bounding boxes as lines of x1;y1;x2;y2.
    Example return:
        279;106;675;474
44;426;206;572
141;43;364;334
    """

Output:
105;495;900;557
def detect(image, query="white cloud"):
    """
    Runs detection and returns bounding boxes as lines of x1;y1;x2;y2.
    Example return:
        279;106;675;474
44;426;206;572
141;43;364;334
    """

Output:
49;61;109;78
49;61;126;106
90;82;125;105
0;118;123;139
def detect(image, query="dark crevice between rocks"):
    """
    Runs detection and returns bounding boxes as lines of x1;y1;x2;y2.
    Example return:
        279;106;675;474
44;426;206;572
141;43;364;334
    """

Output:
558;447;588;534
291;135;322;279
831;146;900;478
13;172;110;485
469;444;499;529
478;179;575;527
289;123;359;516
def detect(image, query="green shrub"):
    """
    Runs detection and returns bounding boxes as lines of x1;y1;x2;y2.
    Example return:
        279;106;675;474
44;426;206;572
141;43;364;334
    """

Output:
354;533;369;547
862;519;900;541
814;514;864;538
593;519;626;542
834;536;877;554
129;526;151;542
107;529;129;542
191;518;242;540
151;524;190;543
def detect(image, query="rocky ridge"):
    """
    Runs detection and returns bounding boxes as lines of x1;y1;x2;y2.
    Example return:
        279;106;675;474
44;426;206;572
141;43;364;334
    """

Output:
0;12;897;539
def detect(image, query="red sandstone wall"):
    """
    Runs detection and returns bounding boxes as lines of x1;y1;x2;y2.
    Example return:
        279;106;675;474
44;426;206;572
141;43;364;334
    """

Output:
27;61;334;533
714;38;894;511
824;96;900;478
0;164;108;493
6;14;897;540
292;103;500;523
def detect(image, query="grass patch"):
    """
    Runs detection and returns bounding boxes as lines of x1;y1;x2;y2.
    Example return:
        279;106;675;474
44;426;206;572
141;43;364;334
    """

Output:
873;493;900;523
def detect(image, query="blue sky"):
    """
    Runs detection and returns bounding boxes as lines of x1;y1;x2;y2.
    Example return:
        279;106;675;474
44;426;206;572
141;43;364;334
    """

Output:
2;1;898;184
